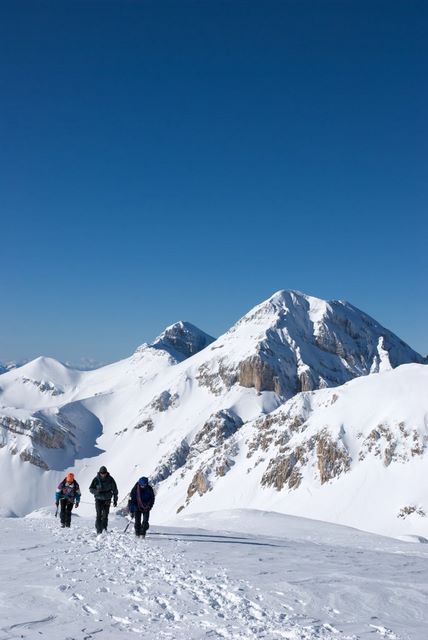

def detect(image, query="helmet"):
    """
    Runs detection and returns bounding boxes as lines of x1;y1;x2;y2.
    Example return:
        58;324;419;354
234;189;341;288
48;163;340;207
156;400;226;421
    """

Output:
138;476;148;486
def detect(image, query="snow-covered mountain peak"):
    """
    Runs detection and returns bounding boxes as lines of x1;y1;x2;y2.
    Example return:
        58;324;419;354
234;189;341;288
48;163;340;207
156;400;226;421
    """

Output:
237;289;331;329
144;321;215;362
0;355;80;386
218;289;424;399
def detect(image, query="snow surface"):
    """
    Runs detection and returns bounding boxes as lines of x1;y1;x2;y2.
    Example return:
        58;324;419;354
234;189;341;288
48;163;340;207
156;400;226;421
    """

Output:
1;509;427;640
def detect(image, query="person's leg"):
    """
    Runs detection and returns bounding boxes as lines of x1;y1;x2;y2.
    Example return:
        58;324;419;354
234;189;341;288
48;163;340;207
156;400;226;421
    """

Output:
60;500;67;527
101;500;111;531
95;500;103;533
141;511;150;536
134;510;142;536
65;502;73;527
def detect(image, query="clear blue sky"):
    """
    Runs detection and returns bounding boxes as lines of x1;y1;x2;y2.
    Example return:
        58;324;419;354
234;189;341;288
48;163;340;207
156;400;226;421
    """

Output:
1;1;427;363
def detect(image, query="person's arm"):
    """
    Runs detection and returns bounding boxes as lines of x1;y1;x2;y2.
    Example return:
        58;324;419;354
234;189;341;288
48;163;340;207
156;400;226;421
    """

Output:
74;482;81;506
149;486;155;509
89;478;97;495
128;486;136;517
112;478;118;506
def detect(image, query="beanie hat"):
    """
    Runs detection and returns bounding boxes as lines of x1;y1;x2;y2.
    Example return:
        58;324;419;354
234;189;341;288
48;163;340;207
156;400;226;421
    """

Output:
66;472;74;482
99;466;108;474
138;476;148;486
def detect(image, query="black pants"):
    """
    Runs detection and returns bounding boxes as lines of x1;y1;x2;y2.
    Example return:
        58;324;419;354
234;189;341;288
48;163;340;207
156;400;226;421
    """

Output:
95;499;111;533
134;510;150;536
60;500;73;527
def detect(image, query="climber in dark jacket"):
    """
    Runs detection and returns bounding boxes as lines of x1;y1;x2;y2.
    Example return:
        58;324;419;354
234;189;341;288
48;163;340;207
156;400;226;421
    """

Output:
89;466;118;534
128;476;155;537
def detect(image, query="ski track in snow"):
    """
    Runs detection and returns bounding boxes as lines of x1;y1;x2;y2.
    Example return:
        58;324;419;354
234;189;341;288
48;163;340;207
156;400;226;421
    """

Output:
1;515;427;640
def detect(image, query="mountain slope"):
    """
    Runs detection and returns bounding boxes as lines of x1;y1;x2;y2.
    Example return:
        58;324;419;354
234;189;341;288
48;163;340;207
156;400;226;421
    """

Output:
0;290;426;539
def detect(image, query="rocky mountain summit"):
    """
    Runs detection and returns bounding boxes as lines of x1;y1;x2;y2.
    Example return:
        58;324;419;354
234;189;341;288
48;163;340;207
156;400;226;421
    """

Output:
139;321;215;362
222;290;424;397
0;290;426;538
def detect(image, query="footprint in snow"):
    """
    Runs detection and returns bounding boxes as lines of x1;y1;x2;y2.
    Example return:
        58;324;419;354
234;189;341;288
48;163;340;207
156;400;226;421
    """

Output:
369;624;399;639
82;604;99;616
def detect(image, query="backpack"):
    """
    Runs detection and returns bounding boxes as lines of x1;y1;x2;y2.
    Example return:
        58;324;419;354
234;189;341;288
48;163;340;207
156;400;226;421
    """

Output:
60;479;79;501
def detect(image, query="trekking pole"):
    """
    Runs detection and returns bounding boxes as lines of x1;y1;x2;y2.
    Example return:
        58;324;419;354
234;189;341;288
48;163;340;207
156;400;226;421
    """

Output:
123;521;131;533
55;506;58;517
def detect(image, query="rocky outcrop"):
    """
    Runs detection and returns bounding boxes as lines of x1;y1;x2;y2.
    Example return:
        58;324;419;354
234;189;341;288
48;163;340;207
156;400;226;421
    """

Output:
22;377;64;396
196;359;238;396
261;425;351;491
150;390;179;412
134;418;154;431
151;321;215;360
298;370;316;392
151;439;191;485
187;469;210;498
0;413;71;470
239;355;283;394
261;451;304;490
359;423;428;466
398;505;426;519
316;428;351;484
192;410;243;452
19;448;49;470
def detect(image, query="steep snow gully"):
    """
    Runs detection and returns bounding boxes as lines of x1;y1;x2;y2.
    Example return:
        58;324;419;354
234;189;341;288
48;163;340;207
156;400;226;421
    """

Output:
1;511;428;640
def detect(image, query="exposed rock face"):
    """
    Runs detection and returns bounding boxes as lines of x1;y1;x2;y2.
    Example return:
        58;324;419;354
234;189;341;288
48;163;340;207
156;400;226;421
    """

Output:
0;414;69;470
151;321;215;361
260;427;352;490
0;415;66;450
398;505;426;519
22;377;64;396
192;410;243;452
196;359;238;395
150;390;179;412
19;449;49;470
196;362;225;395
298;370;317;392
316;429;351;484
262;452;304;490
187;469;210;498
358;423;428;465
228;290;425;399
134;418;154;432
151;410;242;494
151;439;191;485
239;355;283;394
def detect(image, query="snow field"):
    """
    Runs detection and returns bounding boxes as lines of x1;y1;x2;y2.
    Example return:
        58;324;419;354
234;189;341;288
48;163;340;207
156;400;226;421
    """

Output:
1;511;428;640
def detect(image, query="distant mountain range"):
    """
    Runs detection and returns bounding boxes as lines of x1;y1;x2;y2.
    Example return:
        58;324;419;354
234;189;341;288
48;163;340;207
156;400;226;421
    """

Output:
0;290;426;539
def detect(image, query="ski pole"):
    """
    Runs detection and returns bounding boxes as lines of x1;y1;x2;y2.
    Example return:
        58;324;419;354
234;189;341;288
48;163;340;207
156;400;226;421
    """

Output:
123;521;131;533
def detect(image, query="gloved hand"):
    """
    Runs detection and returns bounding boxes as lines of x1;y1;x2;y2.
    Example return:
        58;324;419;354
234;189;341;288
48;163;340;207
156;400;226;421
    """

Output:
130;512;135;520
113;500;117;508
55;502;59;507
74;502;79;508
